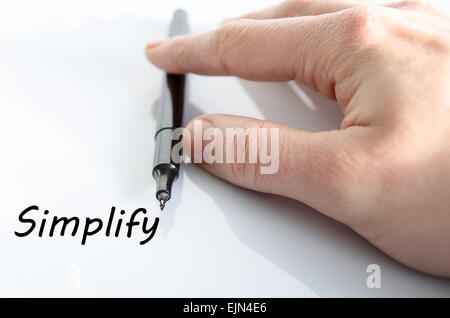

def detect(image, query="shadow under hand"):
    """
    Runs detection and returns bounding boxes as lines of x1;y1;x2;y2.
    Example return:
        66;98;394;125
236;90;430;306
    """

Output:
186;166;396;297
239;79;343;131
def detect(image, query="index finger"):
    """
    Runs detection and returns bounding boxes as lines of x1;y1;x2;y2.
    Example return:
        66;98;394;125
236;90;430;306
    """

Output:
145;8;367;95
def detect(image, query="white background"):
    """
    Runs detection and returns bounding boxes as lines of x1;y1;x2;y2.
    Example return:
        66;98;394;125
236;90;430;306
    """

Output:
0;0;449;297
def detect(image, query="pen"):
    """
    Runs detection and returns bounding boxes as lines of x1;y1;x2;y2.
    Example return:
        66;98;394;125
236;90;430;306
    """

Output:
152;9;189;211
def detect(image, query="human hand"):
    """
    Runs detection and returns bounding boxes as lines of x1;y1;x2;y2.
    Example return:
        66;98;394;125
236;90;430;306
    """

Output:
146;0;450;277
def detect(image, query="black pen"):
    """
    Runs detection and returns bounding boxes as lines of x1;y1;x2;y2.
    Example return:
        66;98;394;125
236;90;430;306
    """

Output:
152;9;189;211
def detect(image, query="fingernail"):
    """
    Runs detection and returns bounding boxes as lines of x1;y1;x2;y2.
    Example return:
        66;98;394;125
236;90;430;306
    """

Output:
146;38;167;51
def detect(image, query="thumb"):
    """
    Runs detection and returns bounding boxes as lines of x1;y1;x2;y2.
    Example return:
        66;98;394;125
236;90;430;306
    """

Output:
184;114;367;223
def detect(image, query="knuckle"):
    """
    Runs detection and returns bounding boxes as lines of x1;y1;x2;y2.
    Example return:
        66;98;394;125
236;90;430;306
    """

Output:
172;39;190;67
340;5;385;45
217;22;241;43
215;22;247;73
426;33;450;54
229;121;266;187
230;161;260;188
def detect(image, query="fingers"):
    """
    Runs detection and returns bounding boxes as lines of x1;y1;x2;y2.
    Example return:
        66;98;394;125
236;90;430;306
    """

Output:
184;114;366;223
146;13;355;97
233;0;360;20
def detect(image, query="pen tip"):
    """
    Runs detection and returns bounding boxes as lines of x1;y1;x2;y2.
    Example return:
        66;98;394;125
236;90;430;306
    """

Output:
156;191;170;211
159;199;166;211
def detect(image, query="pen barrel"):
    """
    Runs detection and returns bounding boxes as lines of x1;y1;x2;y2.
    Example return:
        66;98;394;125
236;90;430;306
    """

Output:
169;9;189;37
152;81;182;199
152;9;189;202
154;7;189;135
153;72;185;168
155;73;185;133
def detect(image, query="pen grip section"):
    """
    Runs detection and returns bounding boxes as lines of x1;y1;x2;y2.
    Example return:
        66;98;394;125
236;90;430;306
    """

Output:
153;128;177;167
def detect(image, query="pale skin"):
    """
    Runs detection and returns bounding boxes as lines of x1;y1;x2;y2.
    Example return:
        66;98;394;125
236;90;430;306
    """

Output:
146;0;450;277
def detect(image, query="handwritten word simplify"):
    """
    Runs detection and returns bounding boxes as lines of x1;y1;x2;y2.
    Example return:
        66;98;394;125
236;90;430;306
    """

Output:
15;205;159;245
